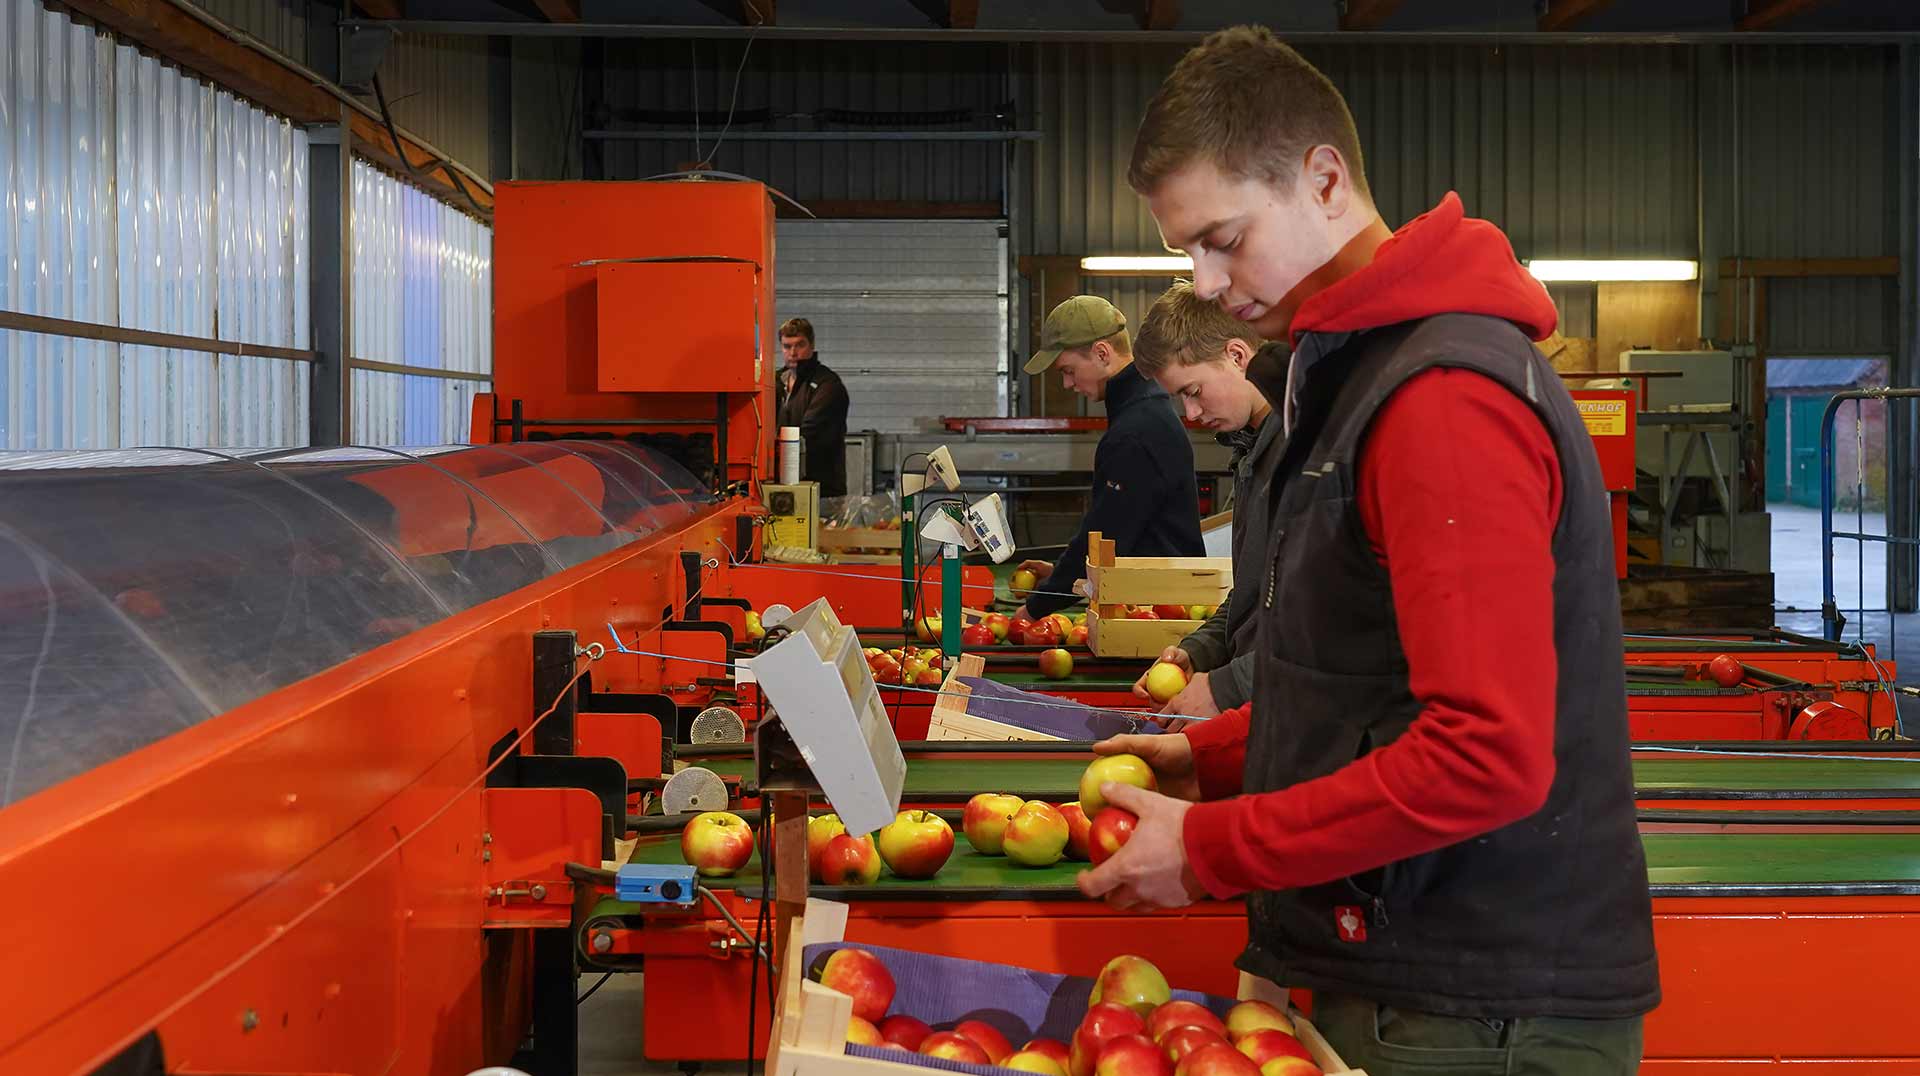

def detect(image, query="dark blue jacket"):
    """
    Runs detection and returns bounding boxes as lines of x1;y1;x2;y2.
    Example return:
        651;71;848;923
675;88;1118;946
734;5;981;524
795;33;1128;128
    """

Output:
1027;364;1203;618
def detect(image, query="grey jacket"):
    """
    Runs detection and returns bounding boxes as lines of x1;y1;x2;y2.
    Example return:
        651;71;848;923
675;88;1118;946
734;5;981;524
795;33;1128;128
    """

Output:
1177;344;1286;710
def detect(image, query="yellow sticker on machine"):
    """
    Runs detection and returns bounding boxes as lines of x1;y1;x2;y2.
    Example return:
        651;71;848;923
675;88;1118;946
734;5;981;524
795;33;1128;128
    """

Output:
1576;398;1628;437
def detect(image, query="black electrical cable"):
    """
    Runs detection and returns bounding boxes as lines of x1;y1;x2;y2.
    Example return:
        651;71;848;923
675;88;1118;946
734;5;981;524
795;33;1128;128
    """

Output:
370;73;489;218
576;971;613;1005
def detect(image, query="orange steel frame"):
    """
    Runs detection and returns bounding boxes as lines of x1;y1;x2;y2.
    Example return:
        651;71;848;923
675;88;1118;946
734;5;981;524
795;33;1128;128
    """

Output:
0;499;756;1075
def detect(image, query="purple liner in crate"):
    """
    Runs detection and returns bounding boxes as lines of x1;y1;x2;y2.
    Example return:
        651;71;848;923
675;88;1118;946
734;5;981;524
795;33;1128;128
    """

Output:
803;941;1229;1076
956;678;1165;741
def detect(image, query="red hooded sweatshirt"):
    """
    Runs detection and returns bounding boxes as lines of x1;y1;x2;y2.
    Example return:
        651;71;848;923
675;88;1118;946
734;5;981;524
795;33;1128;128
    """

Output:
1180;192;1570;897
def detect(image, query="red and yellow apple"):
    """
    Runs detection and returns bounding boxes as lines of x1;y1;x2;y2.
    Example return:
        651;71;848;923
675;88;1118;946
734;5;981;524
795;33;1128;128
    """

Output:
1089;807;1138;867
1096;1033;1174;1076
1004;800;1071;867
807;813;848;881
879;1015;934;1051
1009;615;1035;641
1142;662;1189;704
1148;1001;1226;1042
963;623;997;647
1235;1030;1312;1067
1012;568;1039;594
1258;1059;1321;1076
744;610;766;641
1152;605;1189;621
916;615;943;641
847;1016;885;1046
1068;623;1091;647
1090;955;1172;1018
1022;1038;1072;1068
812;947;896;1022
1174;1043;1262;1076
984;612;1012;641
1080;753;1157;816
963;792;1025;855
1007;1049;1070;1076
876;809;955;879
681;811;755;877
1161;1026;1229;1065
818;833;882;885
1071;1002;1150;1076
1223;1001;1294;1042
953;1019;1015;1063
1060;802;1093;861
915;667;944;686
1040;647;1075;680
921;1032;991;1065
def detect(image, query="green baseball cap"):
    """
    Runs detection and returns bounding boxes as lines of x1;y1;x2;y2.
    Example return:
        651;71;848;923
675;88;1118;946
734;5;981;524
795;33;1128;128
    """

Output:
1024;295;1127;375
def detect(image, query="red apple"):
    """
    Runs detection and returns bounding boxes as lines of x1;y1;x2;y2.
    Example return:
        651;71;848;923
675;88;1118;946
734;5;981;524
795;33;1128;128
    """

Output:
680;811;755;877
1089;807;1138;867
1071;1002;1148;1076
1039;647;1075;680
963;623;997;647
1152;605;1189;621
848;1016;885;1046
1223;1001;1294;1042
953;1019;1015;1063
1045;612;1076;638
876;809;955;879
807;813;848;881
1090;955;1171;1018
1025;623;1063;647
1161;1026;1229;1065
1068;623;1090;647
874;659;903;686
1175;1043;1261;1076
1009;615;1035;641
879;1015;934;1051
921;1032;992;1065
1148;1001;1226;1042
1007;1049;1070;1076
1236;1030;1312;1067
1022;1038;1072;1068
915;667;944;686
1258;1059;1321;1076
1060;802;1093;861
1096;1033;1173;1076
1708;653;1744;688
963;792;1025;855
1134;609;1160;621
812;947;896;1022
819;833;882;885
1081;754;1157;816
1004;800;1070;867
984;612;1012;641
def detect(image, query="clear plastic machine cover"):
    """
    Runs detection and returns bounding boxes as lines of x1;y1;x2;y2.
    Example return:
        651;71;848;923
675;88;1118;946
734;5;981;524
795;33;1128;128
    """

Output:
0;441;713;809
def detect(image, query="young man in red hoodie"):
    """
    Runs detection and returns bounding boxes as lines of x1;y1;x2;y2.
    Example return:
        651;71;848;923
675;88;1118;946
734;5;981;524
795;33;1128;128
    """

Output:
1075;27;1659;1073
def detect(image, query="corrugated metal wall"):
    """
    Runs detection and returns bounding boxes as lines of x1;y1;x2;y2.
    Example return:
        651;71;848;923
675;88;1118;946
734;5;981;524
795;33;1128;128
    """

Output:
349;159;491;446
194;0;308;63
587;39;1006;205
0;3;308;450
379;32;496;179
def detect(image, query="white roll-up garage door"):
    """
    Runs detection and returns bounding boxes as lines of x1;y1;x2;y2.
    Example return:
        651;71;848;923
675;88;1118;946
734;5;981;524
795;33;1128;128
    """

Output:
773;220;1008;435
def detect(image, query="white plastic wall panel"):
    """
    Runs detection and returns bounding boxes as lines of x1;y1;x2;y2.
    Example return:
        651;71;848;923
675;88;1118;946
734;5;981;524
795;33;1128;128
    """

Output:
349;159;492;446
774;220;1007;434
0;3;308;450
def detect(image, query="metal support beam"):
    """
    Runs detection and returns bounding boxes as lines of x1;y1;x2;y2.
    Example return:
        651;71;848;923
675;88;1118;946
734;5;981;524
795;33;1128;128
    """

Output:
1539;0;1615;31
309;108;350;445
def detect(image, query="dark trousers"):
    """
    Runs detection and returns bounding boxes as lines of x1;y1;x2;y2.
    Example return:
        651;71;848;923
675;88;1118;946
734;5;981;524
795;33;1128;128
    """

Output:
1313;992;1644;1076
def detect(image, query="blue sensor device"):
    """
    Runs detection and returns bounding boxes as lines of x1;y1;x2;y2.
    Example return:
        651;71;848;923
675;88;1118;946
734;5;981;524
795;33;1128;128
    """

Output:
615;863;699;905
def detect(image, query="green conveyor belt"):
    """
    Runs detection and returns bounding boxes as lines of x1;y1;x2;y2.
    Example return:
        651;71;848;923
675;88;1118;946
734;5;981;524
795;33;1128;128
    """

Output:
682;754;1920;799
628;831;1920;896
984;670;1140;692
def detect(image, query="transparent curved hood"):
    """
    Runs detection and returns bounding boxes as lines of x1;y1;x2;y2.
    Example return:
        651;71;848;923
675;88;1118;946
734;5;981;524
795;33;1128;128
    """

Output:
0;441;712;808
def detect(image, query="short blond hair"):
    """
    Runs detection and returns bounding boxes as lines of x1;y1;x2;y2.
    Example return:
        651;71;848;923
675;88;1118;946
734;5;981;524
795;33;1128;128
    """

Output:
778;317;814;344
1134;282;1264;375
1128;25;1369;201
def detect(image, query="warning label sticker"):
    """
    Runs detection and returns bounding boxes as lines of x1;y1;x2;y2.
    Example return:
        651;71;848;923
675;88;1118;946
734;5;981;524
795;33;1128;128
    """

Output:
1576;398;1628;437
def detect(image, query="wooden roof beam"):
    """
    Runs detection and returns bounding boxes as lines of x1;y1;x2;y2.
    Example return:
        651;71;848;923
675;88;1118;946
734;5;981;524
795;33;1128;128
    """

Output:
1738;0;1830;31
1339;0;1403;31
1138;0;1180;31
743;0;775;26
530;0;581;22
1538;0;1614;31
353;0;404;18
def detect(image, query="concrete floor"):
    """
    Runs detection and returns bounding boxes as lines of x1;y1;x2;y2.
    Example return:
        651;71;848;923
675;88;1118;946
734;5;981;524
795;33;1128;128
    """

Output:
580;973;749;1076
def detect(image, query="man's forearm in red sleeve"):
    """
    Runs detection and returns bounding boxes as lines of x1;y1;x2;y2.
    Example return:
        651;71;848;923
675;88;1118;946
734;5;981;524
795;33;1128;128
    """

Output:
1182;703;1251;799
1182;369;1565;898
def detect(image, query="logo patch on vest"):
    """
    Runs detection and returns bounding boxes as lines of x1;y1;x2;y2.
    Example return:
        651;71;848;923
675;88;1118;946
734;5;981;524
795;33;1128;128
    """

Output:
1334;906;1367;943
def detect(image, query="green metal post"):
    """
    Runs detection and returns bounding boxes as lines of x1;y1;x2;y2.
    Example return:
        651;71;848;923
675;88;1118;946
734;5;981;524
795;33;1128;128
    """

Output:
941;545;963;660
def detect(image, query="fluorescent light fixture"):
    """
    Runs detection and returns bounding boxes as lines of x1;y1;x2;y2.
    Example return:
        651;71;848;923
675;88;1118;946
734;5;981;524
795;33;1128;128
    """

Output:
1080;255;1194;274
1526;259;1698;282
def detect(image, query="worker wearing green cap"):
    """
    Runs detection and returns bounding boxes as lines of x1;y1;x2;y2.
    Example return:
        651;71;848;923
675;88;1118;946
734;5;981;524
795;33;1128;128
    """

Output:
1012;295;1205;621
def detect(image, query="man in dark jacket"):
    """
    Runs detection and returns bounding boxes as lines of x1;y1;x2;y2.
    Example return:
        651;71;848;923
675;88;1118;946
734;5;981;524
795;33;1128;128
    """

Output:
1011;296;1204;622
1076;27;1657;1076
1129;281;1285;721
774;317;849;498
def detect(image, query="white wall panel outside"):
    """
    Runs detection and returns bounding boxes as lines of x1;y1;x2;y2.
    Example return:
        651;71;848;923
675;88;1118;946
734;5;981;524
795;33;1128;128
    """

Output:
0;2;308;450
774;220;1006;435
349;159;492;446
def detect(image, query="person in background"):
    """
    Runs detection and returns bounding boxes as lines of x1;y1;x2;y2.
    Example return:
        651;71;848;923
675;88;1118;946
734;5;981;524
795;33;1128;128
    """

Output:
1129;281;1285;722
1011;296;1204;621
774;317;849;498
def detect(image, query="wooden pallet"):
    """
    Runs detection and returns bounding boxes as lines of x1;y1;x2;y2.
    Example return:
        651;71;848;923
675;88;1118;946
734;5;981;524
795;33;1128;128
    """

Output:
924;653;1064;742
768;898;1365;1076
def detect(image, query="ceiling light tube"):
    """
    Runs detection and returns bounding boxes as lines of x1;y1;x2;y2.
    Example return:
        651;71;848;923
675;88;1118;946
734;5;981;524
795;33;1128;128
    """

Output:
1526;259;1699;282
1080;255;1195;274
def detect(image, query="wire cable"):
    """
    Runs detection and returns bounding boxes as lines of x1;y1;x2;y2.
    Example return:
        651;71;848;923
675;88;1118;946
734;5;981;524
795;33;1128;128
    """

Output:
576;972;613;1004
697;28;759;171
698;884;777;969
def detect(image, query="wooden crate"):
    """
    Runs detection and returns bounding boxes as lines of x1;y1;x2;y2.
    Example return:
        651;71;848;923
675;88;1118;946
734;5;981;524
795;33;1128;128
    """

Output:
1085;605;1203;659
769;899;1365;1076
820;525;903;554
1084;531;1231;607
925;654;1064;742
